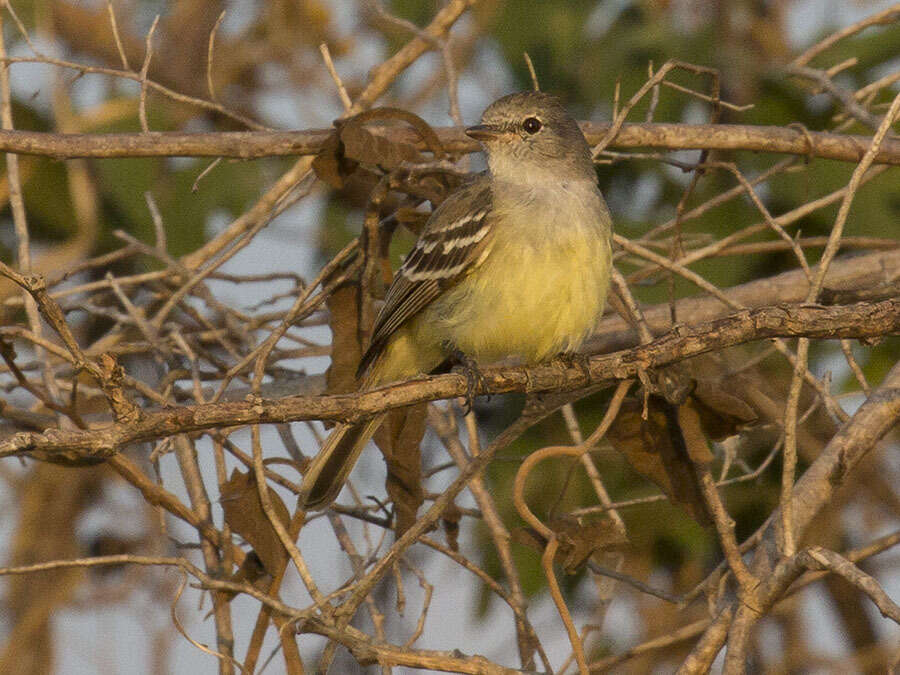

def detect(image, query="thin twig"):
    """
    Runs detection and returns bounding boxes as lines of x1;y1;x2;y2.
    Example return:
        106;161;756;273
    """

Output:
106;1;130;70
206;11;226;103
138;15;160;133
319;42;352;111
523;52;539;91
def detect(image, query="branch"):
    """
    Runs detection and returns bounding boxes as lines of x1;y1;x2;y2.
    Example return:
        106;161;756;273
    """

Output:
303;617;524;675
0;122;898;164
590;247;900;353
2;299;897;459
350;0;477;115
680;359;900;673
798;547;900;624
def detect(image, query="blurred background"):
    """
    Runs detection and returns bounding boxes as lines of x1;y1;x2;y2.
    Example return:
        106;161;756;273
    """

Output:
0;0;899;673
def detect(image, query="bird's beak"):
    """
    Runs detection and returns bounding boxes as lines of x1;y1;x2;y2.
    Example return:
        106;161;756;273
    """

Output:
465;124;504;141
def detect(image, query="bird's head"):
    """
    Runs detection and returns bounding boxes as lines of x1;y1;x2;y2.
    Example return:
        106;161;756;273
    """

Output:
465;92;595;185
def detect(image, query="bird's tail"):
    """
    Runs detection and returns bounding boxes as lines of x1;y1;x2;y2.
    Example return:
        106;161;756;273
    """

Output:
298;414;387;510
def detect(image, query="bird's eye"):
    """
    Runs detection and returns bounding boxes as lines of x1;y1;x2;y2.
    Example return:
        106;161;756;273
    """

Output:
522;117;542;134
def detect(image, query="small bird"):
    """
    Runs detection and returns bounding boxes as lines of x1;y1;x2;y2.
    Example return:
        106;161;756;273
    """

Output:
299;91;613;510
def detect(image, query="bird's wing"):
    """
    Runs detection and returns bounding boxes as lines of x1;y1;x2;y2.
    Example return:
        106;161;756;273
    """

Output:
357;175;493;378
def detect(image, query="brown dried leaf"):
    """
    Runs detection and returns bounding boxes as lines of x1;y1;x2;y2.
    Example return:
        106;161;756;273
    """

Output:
340;123;420;171
607;397;713;526
220;469;290;577
647;365;695;406
513;516;627;574
325;280;364;396
312;106;438;188
663;356;759;440
232;551;271;591
221;551;271;603
677;399;715;466
692;380;759;441
311;128;359;189
345;107;445;158
442;501;462;553
375;403;427;536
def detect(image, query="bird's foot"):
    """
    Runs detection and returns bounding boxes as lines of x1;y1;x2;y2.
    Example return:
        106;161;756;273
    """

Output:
449;349;487;414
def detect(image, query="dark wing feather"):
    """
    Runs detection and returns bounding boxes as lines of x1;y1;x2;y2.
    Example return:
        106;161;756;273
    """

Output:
357;176;493;377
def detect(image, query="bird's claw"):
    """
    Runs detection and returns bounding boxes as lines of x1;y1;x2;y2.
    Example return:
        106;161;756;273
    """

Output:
450;350;487;414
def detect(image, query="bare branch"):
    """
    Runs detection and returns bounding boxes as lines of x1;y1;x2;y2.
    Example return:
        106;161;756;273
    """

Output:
3;299;896;459
0;122;896;164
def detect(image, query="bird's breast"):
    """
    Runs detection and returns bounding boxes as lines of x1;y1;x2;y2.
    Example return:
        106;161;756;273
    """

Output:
428;181;612;364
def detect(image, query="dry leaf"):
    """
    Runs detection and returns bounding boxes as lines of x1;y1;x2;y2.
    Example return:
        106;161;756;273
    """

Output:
675;398;715;466
230;551;271;594
345;107;445;159
607;357;760;525
325;280;364;396
664;356;759;440
442;501;462;553
376;404;427;536
220;469;291;577
311;107;437;188
219;551;271;603
607;397;713;526
691;380;759;441
513;516;628;574
311;128;359;189
339;123;420;171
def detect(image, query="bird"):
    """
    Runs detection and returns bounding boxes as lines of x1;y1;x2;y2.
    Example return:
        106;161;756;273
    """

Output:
298;91;613;510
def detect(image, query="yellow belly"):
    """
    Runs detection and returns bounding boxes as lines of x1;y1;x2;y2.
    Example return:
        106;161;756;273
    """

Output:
426;227;611;364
